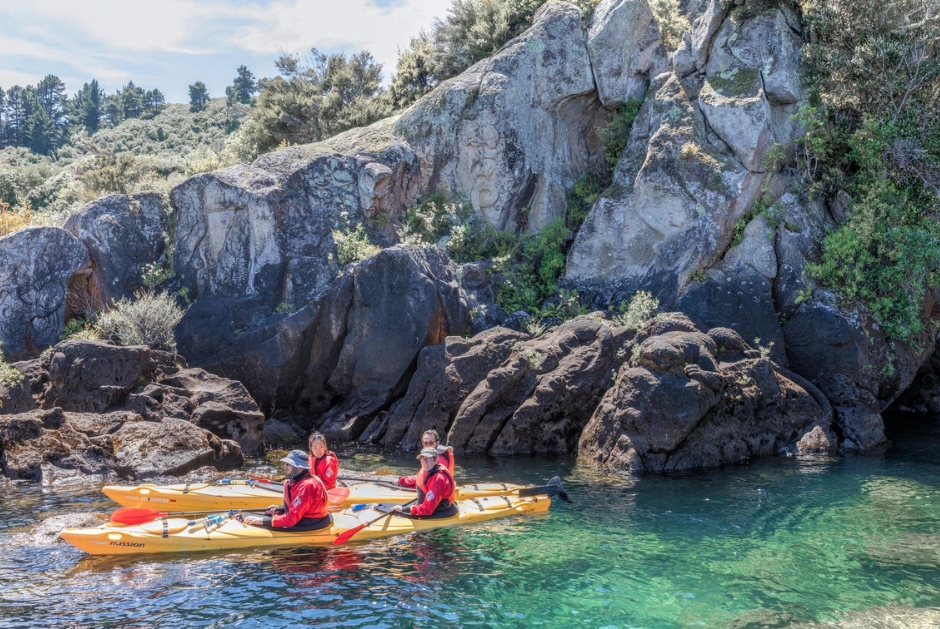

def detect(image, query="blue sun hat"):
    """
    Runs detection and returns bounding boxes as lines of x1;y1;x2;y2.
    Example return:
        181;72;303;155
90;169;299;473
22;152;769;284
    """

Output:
280;450;310;469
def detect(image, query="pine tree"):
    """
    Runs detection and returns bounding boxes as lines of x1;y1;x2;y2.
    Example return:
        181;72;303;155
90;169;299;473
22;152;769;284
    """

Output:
143;89;166;117
2;86;32;147
120;81;145;119
104;93;123;127
71;80;102;134
35;74;68;143
27;100;56;155
189;81;209;112
226;66;257;105
0;86;5;148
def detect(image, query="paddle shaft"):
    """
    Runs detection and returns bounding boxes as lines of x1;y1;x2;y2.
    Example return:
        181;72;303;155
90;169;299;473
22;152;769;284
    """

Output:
338;476;415;492
333;499;418;545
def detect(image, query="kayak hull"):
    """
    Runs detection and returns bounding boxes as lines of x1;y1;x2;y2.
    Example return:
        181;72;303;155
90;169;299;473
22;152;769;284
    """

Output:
102;481;531;512
60;495;551;555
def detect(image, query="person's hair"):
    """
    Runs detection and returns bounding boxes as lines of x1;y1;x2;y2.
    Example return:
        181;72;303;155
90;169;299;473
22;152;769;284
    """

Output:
422;429;440;444
308;431;327;449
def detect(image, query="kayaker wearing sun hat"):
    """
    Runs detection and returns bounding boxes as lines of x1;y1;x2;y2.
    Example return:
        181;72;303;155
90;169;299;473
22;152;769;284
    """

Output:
308;431;339;489
394;447;458;518
238;450;332;530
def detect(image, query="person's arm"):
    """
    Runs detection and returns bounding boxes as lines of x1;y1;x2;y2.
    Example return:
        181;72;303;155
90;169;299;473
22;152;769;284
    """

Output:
322;453;339;488
398;474;417;488
408;475;446;517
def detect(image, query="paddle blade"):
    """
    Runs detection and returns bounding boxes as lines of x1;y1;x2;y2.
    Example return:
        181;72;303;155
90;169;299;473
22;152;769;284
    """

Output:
111;507;167;525
327;487;351;504
333;522;368;545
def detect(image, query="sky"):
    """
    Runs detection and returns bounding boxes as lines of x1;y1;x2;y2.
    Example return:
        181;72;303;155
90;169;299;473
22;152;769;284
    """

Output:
0;0;452;103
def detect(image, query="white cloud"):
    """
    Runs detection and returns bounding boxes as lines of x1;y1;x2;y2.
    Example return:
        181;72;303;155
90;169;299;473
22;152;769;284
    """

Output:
229;0;451;75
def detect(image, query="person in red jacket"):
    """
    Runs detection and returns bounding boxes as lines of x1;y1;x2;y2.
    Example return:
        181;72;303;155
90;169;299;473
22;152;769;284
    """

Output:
421;429;455;476
308;431;339;489
238;450;332;531
393;448;458;518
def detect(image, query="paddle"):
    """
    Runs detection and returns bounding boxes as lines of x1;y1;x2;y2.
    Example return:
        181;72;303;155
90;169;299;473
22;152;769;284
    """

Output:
333;499;417;545
111;507;264;525
518;476;572;503
337;476;415;492
110;487;351;525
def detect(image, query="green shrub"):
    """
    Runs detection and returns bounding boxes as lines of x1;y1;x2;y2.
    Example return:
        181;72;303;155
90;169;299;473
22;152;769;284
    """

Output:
798;0;940;341
333;213;380;266
649;0;690;49
0;342;24;389
599;99;643;177
95;291;185;350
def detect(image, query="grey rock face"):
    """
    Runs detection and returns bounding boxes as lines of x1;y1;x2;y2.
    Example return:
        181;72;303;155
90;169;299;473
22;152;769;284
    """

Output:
43;341;153;413
171;135;419;315
588;0;666;107
64;193;168;307
395;2;605;233
0;227;89;361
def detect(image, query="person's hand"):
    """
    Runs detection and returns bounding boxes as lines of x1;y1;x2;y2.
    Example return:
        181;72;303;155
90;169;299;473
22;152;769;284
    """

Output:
392;505;403;513
265;505;281;516
240;514;263;526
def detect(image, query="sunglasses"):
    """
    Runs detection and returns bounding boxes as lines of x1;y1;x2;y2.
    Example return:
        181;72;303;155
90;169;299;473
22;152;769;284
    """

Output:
422;440;437;446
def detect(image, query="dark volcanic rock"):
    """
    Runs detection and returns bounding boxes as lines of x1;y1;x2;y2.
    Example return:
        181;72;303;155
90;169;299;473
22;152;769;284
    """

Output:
0;408;243;482
368;327;529;448
578;314;831;473
0;227;90;361
187;246;469;442
64;193;168;307
43;341;153;413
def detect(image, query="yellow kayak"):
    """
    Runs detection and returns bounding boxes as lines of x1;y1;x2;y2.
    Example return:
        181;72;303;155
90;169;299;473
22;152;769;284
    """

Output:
102;479;537;512
60;495;552;555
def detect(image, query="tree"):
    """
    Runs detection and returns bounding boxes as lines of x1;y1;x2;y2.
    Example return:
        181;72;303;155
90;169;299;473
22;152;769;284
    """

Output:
238;48;391;158
103;93;123;127
35;75;68;142
71;80;102;134
2;86;32;147
0;87;5;147
26;100;56;155
120;81;145;119
189;81;209;112
143;89;166;118
226;65;257;105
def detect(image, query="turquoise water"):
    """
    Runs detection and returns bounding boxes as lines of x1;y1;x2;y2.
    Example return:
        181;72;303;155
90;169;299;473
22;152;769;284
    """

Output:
1;413;939;628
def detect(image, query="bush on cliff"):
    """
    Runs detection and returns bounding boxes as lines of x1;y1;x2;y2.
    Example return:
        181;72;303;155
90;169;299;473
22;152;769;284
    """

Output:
0;342;24;389
95;291;184;351
800;0;940;342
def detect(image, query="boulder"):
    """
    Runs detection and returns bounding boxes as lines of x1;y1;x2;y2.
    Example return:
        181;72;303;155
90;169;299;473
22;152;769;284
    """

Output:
0;408;243;482
0;227;89;361
63;193;168;307
42;341;153;413
893;348;940;414
368;327;529;448
578;314;831;473
158;369;265;455
30;513;110;544
587;0;666;107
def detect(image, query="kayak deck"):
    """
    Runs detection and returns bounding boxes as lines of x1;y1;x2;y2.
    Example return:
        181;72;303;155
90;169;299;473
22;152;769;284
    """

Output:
60;495;552;555
102;480;531;512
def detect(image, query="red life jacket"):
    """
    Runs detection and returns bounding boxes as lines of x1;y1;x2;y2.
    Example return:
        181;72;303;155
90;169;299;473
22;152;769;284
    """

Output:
437;447;455;476
272;470;329;528
409;465;457;517
313;450;339;489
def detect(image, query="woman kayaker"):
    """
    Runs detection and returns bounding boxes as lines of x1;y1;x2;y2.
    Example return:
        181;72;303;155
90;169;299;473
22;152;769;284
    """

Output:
308;431;339;489
421;429;455;476
393;447;458;518
238;450;332;531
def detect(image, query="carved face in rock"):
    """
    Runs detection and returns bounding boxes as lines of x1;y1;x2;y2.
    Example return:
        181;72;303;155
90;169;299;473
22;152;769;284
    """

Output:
358;162;395;219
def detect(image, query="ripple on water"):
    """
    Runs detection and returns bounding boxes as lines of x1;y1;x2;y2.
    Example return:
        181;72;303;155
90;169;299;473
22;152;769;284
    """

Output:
1;418;940;628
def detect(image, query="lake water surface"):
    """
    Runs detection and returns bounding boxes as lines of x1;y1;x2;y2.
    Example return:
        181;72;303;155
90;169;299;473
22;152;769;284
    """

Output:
1;413;939;628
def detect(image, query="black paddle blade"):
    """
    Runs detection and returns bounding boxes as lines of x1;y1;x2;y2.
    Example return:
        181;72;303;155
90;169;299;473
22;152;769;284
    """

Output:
517;476;572;502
